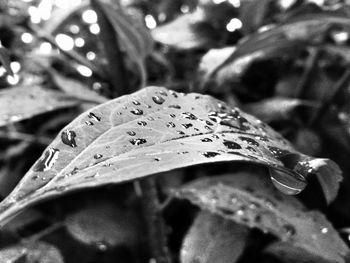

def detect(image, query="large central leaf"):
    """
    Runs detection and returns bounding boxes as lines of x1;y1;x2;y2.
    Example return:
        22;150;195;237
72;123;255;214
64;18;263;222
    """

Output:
0;87;342;226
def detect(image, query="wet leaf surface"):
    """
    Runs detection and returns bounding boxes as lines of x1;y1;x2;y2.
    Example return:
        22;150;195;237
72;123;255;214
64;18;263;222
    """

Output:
0;241;64;263
0;85;80;127
0;86;342;226
174;172;349;263
181;211;248;263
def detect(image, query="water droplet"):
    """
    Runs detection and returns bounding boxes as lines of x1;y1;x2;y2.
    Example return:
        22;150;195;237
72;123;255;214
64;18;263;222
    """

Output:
130;109;143;115
127;131;136;136
95;241;108;251
88;112;101;121
169;90;178;98
168;105;181;109
182;123;193;129
154;158;161;161
177;130;185;135
202;151;220;158
61;130;77;147
152;95;165;105
147;117;155;121
282;224;296;238
94;154;103;159
137;121;147;126
167;122;176;128
130;138;147;145
116;112;122;115
269;168;307;195
181;112;197;120
32;175;39;180
255;135;269;142
33;147;60;172
201;138;212;142
177;151;189;155
246;146;257;152
321;227;329;234
85;121;94;126
170;114;176;118
267;146;290;158
132;100;140;105
223;140;242;150
239;136;259;147
159;90;168;96
206;120;213;126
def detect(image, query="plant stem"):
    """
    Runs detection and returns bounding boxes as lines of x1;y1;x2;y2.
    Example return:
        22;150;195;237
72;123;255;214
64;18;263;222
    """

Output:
91;0;128;97
139;177;172;263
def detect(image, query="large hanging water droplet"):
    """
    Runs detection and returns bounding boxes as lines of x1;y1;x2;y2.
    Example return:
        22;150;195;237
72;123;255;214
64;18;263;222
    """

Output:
88;112;101;121
269;168;307;195
61;130;77;147
152;95;165;105
33;147;60;172
130;109;143;115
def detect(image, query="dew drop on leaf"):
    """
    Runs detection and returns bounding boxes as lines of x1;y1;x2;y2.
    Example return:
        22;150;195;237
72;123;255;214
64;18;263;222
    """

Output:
127;131;136;136
282;224;296;238
201;138;213;142
202;152;220;158
94;154;103;159
181;112;197;120
33;147;60;172
223;140;242;150
159;90;168;96
130;109;143;115
88;112;101;122
177;131;185;135
137;121;147;126
129;138;147;145
132;100;140;105
239;136;259;147
167;122;176;128
269;168;307;195
168;105;181;109
182;123;193;129
170;114;176;118
152;95;165;105
61;130;77;147
85;121;94;126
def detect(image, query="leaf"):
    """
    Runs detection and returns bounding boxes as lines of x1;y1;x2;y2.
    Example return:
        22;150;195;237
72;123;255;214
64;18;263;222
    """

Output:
65;201;139;249
0;85;80;127
0;241;64;263
265;241;338;263
173;172;349;263
243;97;317;123
181;211;249;263
50;70;108;104
151;10;214;50
0;44;13;76
198;13;350;87
93;0;153;84
0;86;342;226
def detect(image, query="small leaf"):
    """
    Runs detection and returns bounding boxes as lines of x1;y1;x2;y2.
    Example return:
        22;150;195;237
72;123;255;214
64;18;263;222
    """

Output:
0;241;64;263
0;87;341;226
92;0;153;83
243;97;317;123
65;201;139;250
0;85;80;127
181;211;249;263
50;70;108;104
174;172;349;263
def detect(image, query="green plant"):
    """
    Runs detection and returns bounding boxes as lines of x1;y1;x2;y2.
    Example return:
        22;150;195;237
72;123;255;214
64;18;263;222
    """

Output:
0;0;350;262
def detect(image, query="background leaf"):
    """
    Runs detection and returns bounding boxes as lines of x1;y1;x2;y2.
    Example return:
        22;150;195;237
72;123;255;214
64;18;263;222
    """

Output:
0;85;80;127
180;211;248;263
173;172;349;263
0;86;341;226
